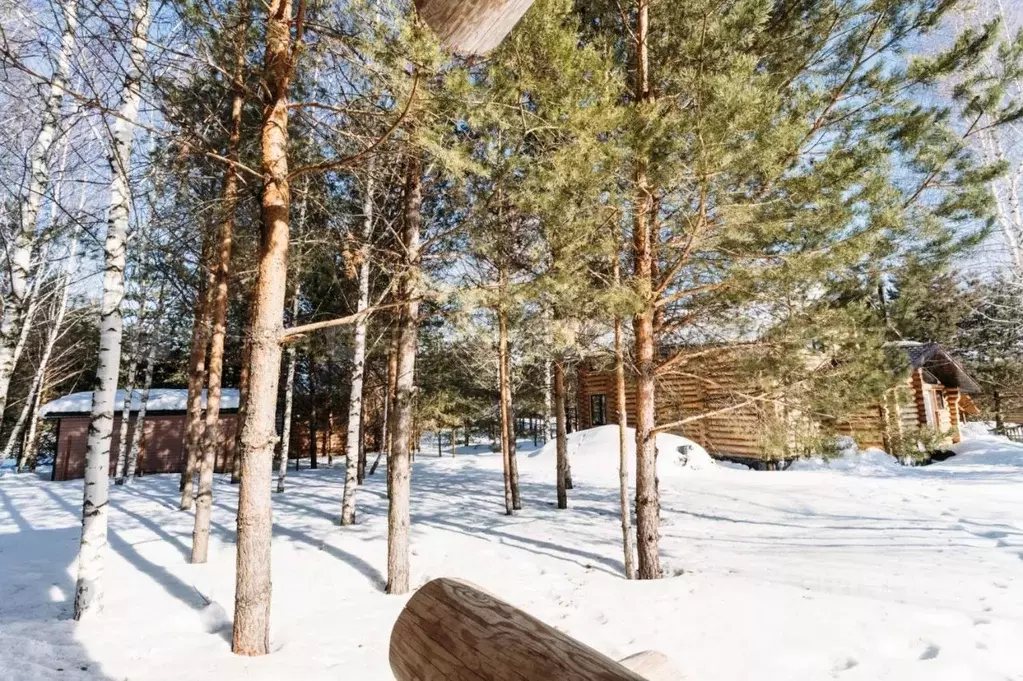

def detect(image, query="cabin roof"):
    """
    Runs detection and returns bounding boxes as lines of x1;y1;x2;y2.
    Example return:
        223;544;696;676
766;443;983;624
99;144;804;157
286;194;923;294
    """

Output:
39;388;240;419
895;342;981;394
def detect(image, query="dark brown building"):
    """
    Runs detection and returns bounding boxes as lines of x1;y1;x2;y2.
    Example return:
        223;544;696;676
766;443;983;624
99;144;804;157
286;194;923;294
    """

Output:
41;389;240;481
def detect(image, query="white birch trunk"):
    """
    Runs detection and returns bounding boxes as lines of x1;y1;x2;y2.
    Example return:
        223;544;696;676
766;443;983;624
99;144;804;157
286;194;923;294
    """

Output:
74;0;151;621
340;164;374;526
122;315;159;483
113;358;139;480
14;233;77;470
276;280;300;494
0;0;78;423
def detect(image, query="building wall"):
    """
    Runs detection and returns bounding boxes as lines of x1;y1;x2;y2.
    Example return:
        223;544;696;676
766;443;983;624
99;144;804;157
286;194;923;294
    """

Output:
53;413;238;481
831;369;964;449
577;358;806;459
581;363;968;460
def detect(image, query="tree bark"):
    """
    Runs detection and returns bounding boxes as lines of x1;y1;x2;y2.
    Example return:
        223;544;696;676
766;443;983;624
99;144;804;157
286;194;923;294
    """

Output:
0;0;78;424
357;397;367;483
114;348;139;481
615;315;635;579
506;333;520;510
631;0;661;580
13;234;78;470
74;0;151;621
387;150;422;596
179;236;215;510
123;306;161;483
276;280;300;494
554;359;568;509
341;163;375;525
193;0;249;563
231;327;251;483
232;0;294;655
309;365;319;469
497;303;514;516
372;325;399;478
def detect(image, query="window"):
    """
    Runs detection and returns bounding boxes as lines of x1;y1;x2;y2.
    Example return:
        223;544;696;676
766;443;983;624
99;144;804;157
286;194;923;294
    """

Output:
935;390;946;409
590;395;607;427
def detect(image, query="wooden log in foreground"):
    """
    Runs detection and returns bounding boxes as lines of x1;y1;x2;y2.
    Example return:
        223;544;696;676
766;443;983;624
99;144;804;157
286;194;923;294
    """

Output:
413;0;536;55
389;578;672;681
618;651;684;681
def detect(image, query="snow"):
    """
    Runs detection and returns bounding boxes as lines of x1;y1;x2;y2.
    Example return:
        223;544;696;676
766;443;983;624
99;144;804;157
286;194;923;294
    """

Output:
1;425;1021;680
38;388;241;418
788;436;904;474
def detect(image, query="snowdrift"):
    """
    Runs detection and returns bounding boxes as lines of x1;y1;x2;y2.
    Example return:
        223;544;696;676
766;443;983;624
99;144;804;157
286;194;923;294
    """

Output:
788;437;902;474
526;425;715;485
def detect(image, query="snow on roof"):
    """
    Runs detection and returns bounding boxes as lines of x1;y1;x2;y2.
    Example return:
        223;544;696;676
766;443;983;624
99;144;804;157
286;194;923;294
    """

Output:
39;388;240;418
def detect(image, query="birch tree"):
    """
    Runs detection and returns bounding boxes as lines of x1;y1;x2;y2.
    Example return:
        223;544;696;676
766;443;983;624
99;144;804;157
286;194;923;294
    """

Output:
276;278;300;494
74;0;152;621
340;162;374;526
12;229;80;470
0;0;79;423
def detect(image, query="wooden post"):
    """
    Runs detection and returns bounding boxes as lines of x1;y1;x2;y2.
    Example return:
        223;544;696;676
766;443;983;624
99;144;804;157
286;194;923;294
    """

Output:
413;0;536;55
390;578;652;681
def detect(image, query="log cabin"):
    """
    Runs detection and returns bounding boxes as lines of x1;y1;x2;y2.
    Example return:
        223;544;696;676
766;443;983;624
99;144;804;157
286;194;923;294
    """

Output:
833;342;980;450
576;341;980;463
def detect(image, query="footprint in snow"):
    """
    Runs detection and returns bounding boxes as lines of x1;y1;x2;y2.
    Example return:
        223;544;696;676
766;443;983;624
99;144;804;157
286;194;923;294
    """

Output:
978;530;1009;540
918;643;940;661
831;657;858;673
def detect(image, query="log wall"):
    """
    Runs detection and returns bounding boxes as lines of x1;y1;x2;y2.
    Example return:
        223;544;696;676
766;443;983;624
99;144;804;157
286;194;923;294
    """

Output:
578;358;802;459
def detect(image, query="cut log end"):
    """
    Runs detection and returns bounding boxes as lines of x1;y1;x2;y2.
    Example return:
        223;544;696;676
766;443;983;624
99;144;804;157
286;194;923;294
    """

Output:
413;0;536;55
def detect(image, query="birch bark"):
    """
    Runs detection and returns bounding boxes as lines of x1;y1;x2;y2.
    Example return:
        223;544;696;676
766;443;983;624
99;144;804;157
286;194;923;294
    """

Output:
74;0;151;621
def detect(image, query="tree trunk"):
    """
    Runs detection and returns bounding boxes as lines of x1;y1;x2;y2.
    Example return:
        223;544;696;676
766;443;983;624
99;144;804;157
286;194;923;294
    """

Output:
232;332;251;482
994;390;1005;434
372;326;399;479
0;0;78;424
193;0;249;562
13;234;78;470
232;0;294;656
309;365;319;469
357;397;367;484
387;151;422;596
497;304;514;516
554;359;568;509
74;0;150;622
179;237;215;510
631;0;661;581
615;315;635;579
340;160;372;523
451;428;457;457
114;348;140;481
276;280;300;493
123;309;161;483
503;307;521;509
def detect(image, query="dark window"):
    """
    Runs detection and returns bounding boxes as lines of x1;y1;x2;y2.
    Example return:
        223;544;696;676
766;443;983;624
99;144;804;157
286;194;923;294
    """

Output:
590;395;607;427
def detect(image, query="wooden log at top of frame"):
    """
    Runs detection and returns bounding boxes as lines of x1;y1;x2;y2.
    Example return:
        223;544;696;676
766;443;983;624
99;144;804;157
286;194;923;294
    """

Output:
413;0;536;55
389;578;677;681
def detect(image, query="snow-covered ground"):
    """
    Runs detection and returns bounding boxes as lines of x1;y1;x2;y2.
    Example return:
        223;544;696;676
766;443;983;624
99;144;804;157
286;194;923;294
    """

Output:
1;425;1021;680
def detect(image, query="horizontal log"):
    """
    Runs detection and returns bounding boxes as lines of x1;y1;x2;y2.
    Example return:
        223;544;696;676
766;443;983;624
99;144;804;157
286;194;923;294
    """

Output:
390;578;651;681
